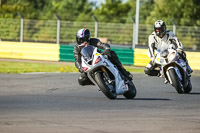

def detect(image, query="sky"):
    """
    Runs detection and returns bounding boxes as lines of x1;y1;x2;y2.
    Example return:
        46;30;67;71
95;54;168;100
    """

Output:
88;0;128;7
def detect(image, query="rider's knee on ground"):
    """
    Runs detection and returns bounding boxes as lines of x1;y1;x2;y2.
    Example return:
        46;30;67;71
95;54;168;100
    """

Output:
144;67;149;75
78;76;86;86
144;67;152;75
144;67;160;76
78;73;94;86
78;73;87;85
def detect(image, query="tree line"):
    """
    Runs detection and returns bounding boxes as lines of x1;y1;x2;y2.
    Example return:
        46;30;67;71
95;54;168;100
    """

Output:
0;0;200;26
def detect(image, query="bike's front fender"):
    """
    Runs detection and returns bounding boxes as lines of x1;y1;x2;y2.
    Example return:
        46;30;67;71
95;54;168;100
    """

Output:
163;62;187;86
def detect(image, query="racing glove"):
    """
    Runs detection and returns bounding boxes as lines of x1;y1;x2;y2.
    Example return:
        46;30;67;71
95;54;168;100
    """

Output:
177;48;183;55
79;67;85;73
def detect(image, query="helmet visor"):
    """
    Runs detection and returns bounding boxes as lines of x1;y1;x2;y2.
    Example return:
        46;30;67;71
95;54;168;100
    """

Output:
78;38;86;44
155;27;165;37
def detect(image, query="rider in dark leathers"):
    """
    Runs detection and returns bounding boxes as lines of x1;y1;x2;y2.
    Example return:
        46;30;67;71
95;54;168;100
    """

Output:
73;28;133;85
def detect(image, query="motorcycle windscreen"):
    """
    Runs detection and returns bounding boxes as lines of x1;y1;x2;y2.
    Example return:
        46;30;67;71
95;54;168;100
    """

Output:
160;49;169;57
81;45;95;62
157;42;171;58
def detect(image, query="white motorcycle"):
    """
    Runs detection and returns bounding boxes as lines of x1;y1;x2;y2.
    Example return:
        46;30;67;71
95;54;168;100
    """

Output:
80;45;137;99
154;46;192;94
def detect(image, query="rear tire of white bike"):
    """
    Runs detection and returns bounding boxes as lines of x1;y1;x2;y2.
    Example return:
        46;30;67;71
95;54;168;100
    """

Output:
94;72;117;99
168;69;184;94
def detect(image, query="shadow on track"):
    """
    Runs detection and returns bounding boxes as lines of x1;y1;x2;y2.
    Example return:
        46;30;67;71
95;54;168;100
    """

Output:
188;92;200;95
116;98;170;100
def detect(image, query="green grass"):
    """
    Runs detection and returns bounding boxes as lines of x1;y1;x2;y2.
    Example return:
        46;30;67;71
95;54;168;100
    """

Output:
0;61;78;73
126;66;144;73
0;61;144;74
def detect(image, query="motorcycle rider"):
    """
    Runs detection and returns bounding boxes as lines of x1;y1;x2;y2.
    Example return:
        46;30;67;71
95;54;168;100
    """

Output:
144;20;193;80
74;28;133;85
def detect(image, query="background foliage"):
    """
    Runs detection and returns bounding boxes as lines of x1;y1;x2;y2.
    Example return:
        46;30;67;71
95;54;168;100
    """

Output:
0;0;200;49
0;0;200;26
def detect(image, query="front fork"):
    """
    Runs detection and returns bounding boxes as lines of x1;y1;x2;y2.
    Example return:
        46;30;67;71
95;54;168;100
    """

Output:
100;66;113;84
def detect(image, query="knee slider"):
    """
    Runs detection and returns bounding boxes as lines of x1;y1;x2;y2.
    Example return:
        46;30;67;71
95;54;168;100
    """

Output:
144;67;151;75
78;76;87;85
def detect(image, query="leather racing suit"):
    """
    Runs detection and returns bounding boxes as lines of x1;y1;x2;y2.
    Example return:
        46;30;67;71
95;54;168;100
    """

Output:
73;38;131;85
144;30;192;76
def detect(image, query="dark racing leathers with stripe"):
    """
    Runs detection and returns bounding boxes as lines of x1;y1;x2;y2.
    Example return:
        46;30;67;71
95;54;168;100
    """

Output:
73;38;132;85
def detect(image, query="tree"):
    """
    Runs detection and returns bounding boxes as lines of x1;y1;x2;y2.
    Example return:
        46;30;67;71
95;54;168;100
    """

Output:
139;0;154;24
145;0;200;26
124;0;136;23
94;0;131;23
0;0;46;19
0;0;93;21
124;0;154;23
40;0;93;21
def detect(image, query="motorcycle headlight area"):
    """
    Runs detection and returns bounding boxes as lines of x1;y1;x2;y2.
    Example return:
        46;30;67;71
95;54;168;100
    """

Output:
159;58;165;63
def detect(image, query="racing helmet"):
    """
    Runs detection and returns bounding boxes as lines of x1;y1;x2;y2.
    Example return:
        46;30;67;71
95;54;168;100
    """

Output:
76;28;91;45
154;20;166;38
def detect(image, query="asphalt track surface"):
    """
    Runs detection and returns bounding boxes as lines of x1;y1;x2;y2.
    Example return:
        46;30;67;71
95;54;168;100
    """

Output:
0;72;200;133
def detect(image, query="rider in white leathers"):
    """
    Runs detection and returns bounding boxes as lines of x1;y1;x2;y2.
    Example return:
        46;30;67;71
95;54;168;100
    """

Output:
144;20;193;78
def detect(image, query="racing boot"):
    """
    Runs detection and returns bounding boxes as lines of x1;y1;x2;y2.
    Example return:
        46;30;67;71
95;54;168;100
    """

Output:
118;65;133;80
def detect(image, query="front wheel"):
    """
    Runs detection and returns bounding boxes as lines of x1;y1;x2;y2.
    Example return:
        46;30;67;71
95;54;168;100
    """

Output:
123;81;137;99
168;68;184;94
94;72;117;99
184;79;192;93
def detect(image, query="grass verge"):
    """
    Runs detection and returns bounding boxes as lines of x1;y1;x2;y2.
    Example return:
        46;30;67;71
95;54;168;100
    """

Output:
0;61;78;73
0;61;144;74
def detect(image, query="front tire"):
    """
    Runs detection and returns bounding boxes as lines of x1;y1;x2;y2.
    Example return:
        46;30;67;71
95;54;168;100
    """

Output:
168;68;184;94
123;81;137;99
94;72;117;99
184;79;192;93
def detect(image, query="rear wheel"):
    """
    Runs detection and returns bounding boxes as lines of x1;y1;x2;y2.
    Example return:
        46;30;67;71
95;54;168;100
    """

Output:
184;79;192;93
94;72;117;99
168;68;184;94
123;81;137;99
